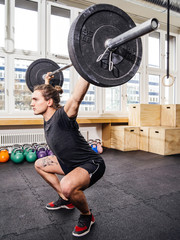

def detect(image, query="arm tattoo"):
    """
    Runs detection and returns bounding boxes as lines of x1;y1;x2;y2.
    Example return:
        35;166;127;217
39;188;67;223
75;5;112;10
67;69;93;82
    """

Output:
42;156;58;167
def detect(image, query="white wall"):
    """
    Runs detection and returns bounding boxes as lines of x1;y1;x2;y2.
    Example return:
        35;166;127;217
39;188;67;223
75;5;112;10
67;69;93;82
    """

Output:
79;124;102;141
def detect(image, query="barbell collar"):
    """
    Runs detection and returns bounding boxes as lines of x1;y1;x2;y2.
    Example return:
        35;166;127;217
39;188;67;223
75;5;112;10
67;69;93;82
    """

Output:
105;18;159;50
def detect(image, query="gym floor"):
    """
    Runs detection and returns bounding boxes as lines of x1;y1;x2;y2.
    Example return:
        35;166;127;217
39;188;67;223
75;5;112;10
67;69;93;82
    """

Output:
1;148;180;240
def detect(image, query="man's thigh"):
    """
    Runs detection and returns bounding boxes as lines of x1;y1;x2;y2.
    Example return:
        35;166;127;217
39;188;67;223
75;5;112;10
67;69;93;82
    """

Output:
35;155;65;175
61;167;90;191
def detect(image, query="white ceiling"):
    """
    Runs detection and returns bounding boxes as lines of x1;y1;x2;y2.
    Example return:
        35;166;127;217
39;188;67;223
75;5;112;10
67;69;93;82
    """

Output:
61;0;180;31
124;0;180;30
144;0;180;14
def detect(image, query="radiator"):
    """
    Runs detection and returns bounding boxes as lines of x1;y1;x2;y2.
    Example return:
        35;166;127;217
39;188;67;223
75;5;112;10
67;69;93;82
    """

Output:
0;129;46;149
0;129;88;149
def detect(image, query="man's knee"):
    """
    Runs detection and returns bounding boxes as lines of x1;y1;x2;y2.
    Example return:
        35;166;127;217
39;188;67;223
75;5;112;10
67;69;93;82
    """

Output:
34;158;43;171
60;179;74;199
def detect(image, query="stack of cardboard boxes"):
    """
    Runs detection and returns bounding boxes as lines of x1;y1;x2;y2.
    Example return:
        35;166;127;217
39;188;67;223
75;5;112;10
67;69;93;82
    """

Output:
111;104;180;155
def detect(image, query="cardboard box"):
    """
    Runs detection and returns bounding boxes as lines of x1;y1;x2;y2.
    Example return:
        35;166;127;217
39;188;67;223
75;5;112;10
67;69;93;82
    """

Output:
111;126;139;151
129;104;161;126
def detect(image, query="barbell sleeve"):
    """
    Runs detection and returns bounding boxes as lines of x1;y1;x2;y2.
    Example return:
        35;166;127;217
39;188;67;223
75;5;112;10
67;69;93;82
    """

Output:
105;18;159;50
49;63;73;77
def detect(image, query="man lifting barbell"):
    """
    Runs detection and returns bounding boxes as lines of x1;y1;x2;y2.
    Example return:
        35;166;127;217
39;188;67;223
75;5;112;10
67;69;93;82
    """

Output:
28;3;159;237
31;74;106;237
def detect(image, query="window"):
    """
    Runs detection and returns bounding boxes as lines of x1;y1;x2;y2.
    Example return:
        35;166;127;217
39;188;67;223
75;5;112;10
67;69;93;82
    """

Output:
15;0;38;51
79;84;96;112
0;1;179;117
148;74;160;104
14;59;32;111
173;77;177;104
50;6;70;56
105;86;121;111
0;57;5;110
0;0;5;48
126;73;140;105
60;66;70;105
148;32;160;68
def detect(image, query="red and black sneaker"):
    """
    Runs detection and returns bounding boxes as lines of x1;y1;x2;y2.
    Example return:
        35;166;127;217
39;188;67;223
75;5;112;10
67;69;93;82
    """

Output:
46;196;75;210
72;213;95;237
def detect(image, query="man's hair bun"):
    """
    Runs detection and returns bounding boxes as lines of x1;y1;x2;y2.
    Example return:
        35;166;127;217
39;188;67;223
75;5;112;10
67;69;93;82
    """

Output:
54;85;63;94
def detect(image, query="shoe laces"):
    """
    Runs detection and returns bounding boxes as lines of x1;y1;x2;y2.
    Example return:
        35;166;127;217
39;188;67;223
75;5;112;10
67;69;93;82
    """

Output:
77;214;91;227
55;196;70;205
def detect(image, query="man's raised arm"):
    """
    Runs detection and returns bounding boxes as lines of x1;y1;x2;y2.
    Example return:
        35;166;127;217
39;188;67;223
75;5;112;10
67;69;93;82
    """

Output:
64;77;90;118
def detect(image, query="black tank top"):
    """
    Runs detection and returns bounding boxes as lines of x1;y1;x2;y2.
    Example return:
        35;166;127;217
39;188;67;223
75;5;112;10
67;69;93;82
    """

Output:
44;107;103;168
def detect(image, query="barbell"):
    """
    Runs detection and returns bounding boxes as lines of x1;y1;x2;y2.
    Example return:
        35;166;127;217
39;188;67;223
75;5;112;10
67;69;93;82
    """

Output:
25;3;159;91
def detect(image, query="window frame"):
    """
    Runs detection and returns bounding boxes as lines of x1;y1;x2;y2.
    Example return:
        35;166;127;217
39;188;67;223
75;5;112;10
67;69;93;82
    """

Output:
0;1;179;118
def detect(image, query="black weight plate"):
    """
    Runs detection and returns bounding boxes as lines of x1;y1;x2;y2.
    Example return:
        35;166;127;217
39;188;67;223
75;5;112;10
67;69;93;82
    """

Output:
25;58;64;92
68;4;142;87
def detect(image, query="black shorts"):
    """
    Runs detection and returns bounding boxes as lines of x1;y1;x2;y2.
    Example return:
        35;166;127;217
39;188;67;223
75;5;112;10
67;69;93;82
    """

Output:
59;159;106;187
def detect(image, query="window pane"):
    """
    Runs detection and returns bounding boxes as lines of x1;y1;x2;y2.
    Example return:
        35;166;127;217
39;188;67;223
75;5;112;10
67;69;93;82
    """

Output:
148;74;160;104
50;7;70;56
126;73;140;105
173;77;176;104
0;1;5;47
163;75;175;104
105;86;121;111
60;66;70;105
15;0;38;51
165;35;176;71
164;81;169;104
0;57;5;110
148;32;160;68
79;85;96;112
14;59;32;111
